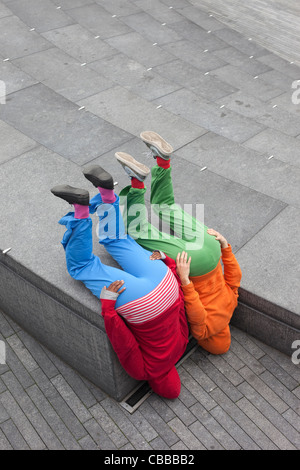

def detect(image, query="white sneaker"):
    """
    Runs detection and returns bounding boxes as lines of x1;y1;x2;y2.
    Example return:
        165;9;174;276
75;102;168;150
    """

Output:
140;131;173;160
115;152;150;182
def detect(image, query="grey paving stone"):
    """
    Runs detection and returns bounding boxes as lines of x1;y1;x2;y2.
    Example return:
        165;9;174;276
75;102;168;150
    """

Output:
95;0;142;16
0;120;37;165
153;59;238;101
212;46;272;76
89;53;182;101
2;371;64;450
0;2;13;19
78;86;206;151
177;131;299;207
259;355;300;392
258;69;296;92
51;375;92;423
268;92;300;116
147;394;176;422
162;396;196;426
6;334;38;372
0;390;46;450
83;418;117;450
13;48;114;102
89;403;129;448
0;310;14;338
216;90;272;119
282;409;300;433
105;32;174;68
7;0;74;33
0;85;132;164
51;0;96;9
31;368;87;440
181;357;217;394
0;60;37;96
168;417;206;450
139;401;180;447
178;368;217;411
236;395;296;450
214;28;270;57
211;388;277;450
100;397;152;450
188;419;223;450
211;64;283;101
257;53;300;79
67;3;132;38
149;436;170;450
0;15;52;59
0;401;9;424
120;12;182;45
162;39;227;71
0;427;13;450
133;0;184;24
128;409;159;442
0;419;30;450
154;88;265;142
168;21;228;51
176;5;224;31
41;24;118;64
243;128;300;166
78;434;99;450
3;344;35;389
26;384;81;450
255;106;300;137
236;206;300;315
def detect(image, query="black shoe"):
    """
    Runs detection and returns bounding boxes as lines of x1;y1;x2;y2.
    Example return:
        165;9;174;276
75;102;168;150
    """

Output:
51;185;90;205
83;165;114;189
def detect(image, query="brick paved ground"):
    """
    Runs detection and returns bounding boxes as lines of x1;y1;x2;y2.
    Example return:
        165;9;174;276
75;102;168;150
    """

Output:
0;308;299;450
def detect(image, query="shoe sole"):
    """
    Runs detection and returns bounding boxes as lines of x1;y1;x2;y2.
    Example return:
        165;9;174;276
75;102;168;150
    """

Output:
140;131;173;156
83;165;114;189
51;185;90;205
115;152;150;179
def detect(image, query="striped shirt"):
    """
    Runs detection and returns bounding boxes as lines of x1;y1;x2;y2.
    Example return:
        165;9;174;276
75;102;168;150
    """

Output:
116;268;179;324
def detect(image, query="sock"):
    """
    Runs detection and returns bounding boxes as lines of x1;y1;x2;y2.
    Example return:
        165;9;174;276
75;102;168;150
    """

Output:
131;177;144;189
98;187;116;203
74;204;89;219
157;156;171;169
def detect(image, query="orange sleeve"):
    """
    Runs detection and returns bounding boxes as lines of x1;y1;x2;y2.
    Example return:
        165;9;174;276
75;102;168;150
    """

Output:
181;281;208;341
221;244;242;296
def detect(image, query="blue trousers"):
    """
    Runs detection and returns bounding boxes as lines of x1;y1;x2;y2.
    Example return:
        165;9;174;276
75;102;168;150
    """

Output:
59;193;168;309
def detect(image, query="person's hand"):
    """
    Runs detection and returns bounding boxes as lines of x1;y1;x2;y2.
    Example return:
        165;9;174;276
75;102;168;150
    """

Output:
176;251;191;286
207;228;228;249
104;280;126;295
150;250;165;260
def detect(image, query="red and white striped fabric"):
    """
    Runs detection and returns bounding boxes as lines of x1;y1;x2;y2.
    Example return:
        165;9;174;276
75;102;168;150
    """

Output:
116;268;179;324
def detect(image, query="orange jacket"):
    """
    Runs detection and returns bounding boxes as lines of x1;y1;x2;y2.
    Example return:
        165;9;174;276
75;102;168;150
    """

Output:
181;245;242;343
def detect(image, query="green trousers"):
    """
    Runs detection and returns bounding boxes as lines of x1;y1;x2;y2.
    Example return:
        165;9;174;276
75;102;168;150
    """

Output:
119;165;221;277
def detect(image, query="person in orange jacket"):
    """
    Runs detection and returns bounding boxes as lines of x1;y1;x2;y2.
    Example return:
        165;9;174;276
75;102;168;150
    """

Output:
116;131;242;355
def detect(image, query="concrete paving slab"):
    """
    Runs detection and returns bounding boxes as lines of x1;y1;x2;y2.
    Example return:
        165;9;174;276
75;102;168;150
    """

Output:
7;0;74;33
268;93;300;116
258;69;296;92
213;28;270;57
119;12;182;45
176;5;224;31
78;85;207;150
243;128;300;167
0;120;38;164
236;205;300;317
94;0;142;17
211;64;284;101
105;32;174;68
133;0;184;24
0;16;53;60
88;53;182;101
0;2;12;18
255;106;300;137
13;48;114;102
153;59;238;101
0;83;132;164
0;60;37;96
168;20;228;51
212;46;272;77
41;24;119;64
153;88;266;142
257;53;300;80
177;131;300;207
216;91;271;119
162;39;227;70
66;4;132;38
